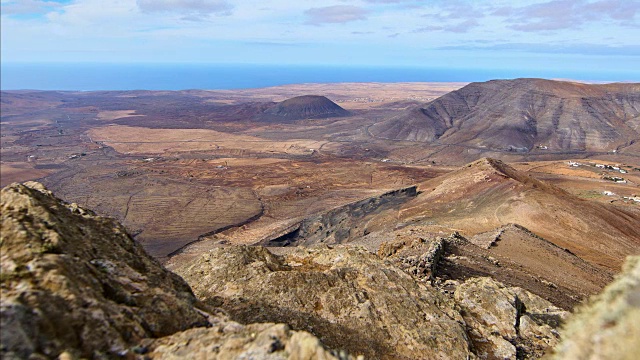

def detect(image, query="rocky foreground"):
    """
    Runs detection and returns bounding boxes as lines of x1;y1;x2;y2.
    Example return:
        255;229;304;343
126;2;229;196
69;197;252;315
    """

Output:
1;182;638;359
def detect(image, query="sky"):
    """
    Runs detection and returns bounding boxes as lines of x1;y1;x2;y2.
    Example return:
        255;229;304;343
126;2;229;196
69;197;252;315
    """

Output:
1;0;639;78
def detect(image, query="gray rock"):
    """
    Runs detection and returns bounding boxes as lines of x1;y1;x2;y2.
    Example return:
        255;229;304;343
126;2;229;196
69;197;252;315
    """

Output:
547;256;640;360
454;277;567;359
176;245;473;360
0;182;210;358
147;322;354;360
0;182;355;360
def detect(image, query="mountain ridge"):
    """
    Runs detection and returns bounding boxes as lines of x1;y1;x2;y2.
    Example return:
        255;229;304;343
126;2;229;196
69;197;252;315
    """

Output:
371;78;640;155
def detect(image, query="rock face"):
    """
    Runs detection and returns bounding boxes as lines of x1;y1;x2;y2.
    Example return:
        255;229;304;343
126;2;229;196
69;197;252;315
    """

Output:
547;256;640;360
455;278;568;360
377;232;570;359
260;95;351;122
0;182;208;358
0;182;347;360
377;233;447;282
175;246;473;360
262;186;417;247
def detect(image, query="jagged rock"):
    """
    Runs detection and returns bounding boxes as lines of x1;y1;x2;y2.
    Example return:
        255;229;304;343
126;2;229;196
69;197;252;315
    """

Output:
176;245;473;360
454;277;568;359
147;322;354;360
0;182;355;359
547;256;640;360
0;182;210;358
377;234;447;282
10;181;629;360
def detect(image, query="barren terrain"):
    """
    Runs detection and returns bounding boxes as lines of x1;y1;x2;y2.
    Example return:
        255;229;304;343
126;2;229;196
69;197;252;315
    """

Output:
1;80;638;291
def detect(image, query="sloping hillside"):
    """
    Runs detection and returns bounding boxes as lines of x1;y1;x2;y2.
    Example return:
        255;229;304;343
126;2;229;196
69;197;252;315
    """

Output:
371;79;640;153
399;158;640;270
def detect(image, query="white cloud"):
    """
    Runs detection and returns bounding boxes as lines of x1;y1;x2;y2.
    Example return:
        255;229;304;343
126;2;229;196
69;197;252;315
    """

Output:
1;0;638;68
1;0;65;15
304;5;370;25
136;0;232;18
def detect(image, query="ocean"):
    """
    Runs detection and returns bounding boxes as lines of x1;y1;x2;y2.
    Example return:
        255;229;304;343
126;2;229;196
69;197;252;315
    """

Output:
1;63;636;91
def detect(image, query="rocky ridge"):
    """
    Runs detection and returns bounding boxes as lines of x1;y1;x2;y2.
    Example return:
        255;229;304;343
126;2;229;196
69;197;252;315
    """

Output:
175;245;472;360
0;182;350;359
400;158;640;271
176;241;575;359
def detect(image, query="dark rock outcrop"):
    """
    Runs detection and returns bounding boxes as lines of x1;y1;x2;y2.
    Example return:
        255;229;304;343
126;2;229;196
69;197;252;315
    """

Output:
262;186;417;247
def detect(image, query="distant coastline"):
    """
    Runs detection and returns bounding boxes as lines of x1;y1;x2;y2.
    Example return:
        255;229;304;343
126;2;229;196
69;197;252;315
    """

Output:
1;63;637;91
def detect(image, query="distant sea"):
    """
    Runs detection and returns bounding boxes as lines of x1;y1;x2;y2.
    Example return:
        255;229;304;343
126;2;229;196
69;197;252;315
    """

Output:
1;63;637;91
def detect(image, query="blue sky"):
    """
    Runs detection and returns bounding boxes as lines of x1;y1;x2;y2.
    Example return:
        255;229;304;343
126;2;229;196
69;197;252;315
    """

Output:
1;0;639;77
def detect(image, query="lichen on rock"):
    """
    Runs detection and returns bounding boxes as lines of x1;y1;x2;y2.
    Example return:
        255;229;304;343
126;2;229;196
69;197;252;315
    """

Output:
0;182;210;358
546;256;640;360
175;245;474;360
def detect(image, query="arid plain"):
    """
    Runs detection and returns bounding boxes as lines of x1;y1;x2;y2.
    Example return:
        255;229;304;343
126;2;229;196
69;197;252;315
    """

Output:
2;80;639;303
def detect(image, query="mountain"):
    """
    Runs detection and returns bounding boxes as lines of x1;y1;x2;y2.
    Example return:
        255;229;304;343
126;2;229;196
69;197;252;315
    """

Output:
371;79;640;153
369;107;448;142
259;95;351;122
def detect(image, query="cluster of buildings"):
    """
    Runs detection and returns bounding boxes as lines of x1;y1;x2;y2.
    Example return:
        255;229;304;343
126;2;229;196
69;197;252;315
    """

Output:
567;161;637;202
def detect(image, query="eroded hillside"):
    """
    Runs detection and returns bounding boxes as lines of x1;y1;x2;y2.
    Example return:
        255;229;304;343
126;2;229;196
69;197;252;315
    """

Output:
372;79;640;153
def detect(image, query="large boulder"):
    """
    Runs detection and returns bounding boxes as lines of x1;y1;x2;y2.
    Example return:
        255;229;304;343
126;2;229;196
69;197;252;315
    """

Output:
454;278;568;359
147;322;353;360
377;231;569;359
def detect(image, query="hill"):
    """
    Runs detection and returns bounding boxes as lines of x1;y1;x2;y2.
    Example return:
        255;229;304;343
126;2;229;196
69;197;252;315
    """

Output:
258;95;351;122
370;79;640;154
398;158;640;271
